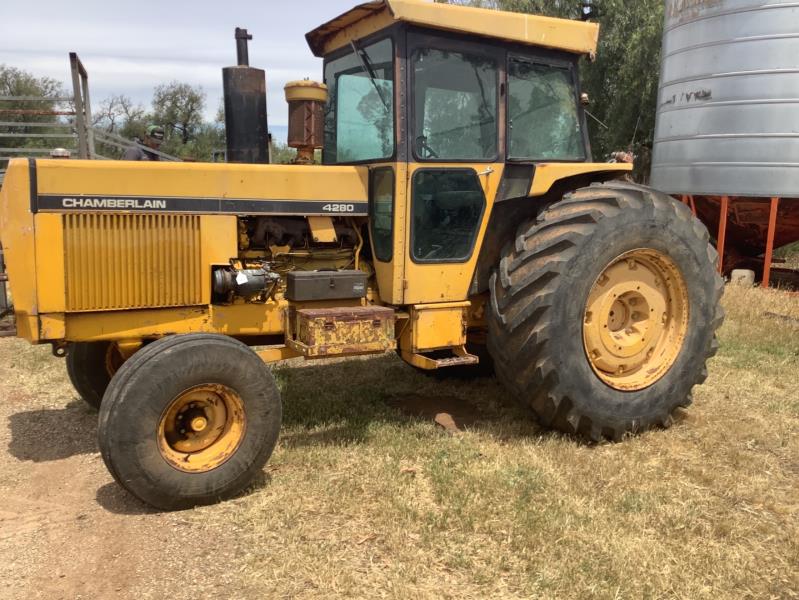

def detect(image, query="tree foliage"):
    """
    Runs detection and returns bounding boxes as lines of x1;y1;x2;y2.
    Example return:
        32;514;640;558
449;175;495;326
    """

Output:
92;82;224;161
152;81;206;147
437;0;664;180
0;65;68;168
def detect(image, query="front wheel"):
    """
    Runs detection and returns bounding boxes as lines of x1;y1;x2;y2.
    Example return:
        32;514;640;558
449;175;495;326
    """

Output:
98;334;282;510
487;182;724;441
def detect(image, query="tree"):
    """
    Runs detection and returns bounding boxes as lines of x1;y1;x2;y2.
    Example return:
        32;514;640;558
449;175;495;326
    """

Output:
0;65;68;165
93;94;147;138
437;0;664;180
152;81;206;149
93;82;215;161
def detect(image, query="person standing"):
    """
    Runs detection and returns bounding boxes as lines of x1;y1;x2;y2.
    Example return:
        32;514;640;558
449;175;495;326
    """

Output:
123;125;165;161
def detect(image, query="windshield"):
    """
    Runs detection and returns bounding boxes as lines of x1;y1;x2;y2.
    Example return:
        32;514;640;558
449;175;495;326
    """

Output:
413;48;498;161
323;38;395;164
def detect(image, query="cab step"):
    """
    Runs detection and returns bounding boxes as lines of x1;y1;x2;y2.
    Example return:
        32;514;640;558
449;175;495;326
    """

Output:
401;346;479;370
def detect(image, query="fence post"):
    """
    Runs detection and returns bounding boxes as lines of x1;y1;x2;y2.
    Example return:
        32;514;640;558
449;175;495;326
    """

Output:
69;53;88;159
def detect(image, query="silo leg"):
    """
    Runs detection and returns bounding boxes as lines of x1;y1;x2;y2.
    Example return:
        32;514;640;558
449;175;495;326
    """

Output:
762;197;780;288
717;196;729;274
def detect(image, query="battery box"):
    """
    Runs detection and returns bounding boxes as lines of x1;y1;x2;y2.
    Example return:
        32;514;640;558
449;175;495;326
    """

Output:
285;270;367;302
286;306;395;358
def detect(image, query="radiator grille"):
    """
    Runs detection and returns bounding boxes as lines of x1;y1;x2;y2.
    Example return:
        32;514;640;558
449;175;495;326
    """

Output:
64;213;203;312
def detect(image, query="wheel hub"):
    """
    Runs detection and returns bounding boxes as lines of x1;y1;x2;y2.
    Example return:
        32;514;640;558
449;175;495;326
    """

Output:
583;249;689;391
157;384;246;473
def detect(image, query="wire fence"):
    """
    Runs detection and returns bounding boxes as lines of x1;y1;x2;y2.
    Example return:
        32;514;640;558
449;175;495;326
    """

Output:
0;53;179;186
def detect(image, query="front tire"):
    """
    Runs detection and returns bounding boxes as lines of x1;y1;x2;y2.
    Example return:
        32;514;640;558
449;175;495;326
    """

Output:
487;182;724;441
98;334;282;510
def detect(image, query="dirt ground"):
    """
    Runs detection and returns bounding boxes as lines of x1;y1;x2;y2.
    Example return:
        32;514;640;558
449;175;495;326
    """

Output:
0;284;797;599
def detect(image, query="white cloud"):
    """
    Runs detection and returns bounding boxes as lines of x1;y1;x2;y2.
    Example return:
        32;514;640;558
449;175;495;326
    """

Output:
0;0;356;125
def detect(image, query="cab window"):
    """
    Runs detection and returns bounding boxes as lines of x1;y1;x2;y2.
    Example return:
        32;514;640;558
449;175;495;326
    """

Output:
412;49;498;161
507;59;585;161
323;38;395;164
369;168;394;262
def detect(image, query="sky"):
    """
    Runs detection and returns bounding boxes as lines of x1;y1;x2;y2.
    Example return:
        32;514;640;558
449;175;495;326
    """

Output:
0;0;364;134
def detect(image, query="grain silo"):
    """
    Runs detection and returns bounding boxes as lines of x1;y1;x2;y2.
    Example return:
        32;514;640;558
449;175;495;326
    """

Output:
651;0;799;286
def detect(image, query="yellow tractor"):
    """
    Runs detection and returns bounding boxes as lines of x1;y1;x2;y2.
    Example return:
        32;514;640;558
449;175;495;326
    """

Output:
0;0;723;510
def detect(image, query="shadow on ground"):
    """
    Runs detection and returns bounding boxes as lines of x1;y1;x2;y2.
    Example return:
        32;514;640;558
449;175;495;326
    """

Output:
95;483;158;516
6;355;551;464
8;399;98;462
95;471;273;515
274;355;547;448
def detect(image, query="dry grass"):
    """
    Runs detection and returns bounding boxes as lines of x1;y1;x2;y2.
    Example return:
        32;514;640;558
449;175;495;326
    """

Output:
227;283;799;599
0;284;797;599
776;241;799;270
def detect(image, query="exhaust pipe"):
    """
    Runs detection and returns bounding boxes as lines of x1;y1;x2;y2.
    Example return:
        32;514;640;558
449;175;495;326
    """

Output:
222;27;269;164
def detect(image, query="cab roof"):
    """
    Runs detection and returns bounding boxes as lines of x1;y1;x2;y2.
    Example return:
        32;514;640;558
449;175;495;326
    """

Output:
306;0;599;58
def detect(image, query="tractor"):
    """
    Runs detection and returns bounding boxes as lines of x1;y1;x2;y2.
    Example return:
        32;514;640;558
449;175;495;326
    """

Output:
0;0;723;510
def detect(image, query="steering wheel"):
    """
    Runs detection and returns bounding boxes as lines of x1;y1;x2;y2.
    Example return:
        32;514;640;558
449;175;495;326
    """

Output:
416;135;439;159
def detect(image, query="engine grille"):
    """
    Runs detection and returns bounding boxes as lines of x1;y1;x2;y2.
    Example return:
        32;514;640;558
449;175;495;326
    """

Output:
64;213;203;312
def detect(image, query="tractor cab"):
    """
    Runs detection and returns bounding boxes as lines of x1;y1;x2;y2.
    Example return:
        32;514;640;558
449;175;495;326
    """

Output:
305;0;629;306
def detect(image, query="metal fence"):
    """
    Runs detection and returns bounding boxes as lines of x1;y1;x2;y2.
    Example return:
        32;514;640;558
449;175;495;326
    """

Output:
0;52;179;186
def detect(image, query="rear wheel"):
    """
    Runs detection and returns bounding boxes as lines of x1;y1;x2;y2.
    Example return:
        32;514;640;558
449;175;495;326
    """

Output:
66;342;124;410
487;182;724;441
98;334;282;510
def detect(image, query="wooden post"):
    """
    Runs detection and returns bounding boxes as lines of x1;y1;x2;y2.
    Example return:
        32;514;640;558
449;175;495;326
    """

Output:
717;196;729;274
762;197;780;289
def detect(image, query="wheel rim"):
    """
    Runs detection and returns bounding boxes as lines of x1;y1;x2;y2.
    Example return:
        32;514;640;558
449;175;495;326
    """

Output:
157;384;246;473
583;249;689;392
104;343;124;378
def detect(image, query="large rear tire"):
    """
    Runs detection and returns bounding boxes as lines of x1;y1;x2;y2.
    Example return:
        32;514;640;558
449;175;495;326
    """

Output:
487;182;724;441
98;334;282;510
66;342;124;410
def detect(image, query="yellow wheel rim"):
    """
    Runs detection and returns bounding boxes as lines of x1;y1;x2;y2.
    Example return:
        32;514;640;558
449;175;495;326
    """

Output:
583;249;689;392
104;343;124;378
157;384;246;473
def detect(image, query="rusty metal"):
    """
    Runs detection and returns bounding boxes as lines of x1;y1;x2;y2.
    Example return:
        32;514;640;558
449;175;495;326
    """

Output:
287;306;396;357
223;28;269;164
285;80;327;164
762;198;780;289
0;95;74;102
717;196;729;274
235;27;252;66
687;195;799;281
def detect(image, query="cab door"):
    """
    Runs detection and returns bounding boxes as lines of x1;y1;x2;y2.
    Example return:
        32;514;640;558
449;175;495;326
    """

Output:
402;32;505;304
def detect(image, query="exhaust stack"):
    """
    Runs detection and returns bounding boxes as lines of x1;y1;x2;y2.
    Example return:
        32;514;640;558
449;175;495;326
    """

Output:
222;27;269;164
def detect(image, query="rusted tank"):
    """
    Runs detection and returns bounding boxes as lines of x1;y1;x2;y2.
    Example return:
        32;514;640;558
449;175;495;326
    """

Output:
651;0;799;284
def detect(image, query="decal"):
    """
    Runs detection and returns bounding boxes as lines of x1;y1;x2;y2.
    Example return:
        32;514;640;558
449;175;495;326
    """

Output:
34;195;368;216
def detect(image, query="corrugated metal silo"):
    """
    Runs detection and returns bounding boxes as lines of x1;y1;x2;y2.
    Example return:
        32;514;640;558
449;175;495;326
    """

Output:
651;0;799;197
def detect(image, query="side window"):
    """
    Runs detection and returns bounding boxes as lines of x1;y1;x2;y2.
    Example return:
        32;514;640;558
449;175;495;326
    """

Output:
369;168;394;263
411;169;485;263
413;49;498;161
507;59;585;161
